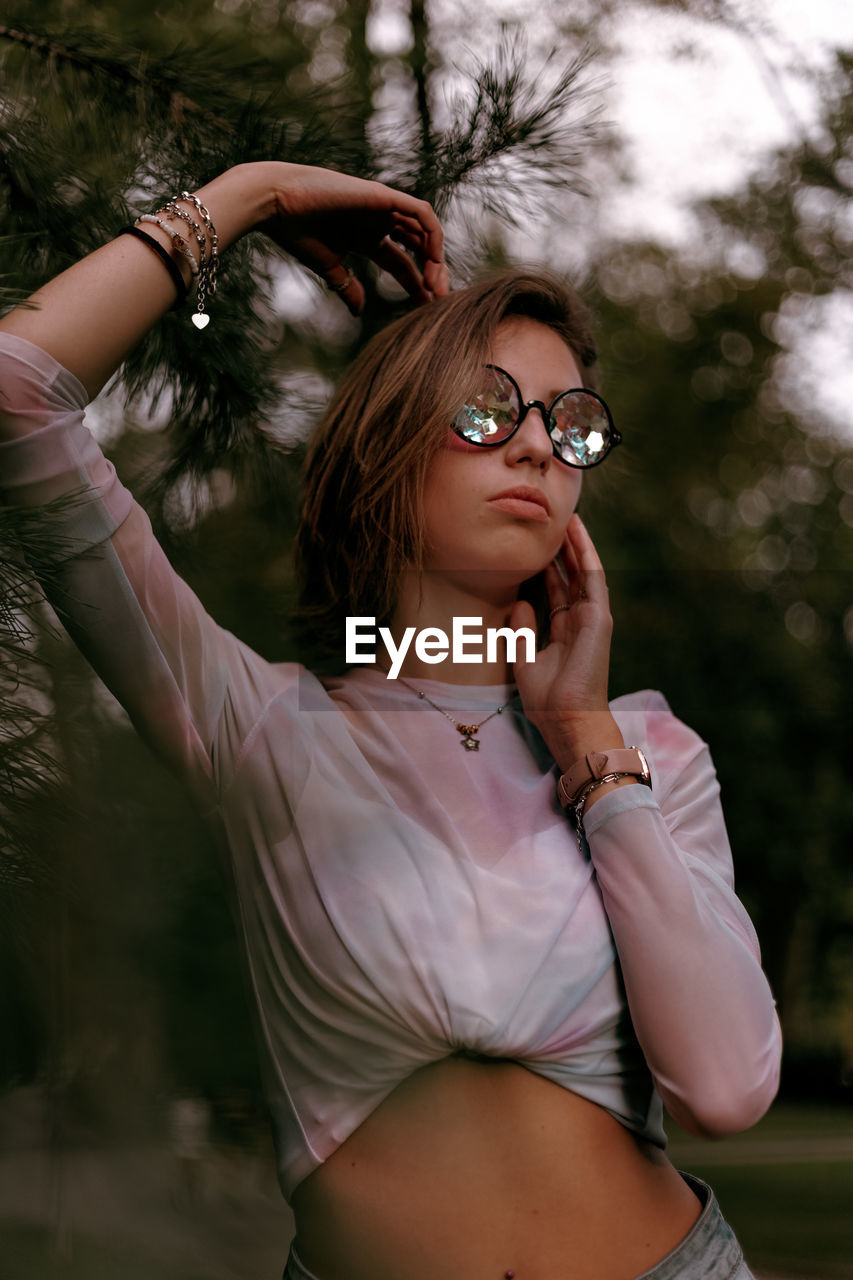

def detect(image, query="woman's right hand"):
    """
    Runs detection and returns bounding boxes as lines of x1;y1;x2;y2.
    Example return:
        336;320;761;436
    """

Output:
253;162;449;314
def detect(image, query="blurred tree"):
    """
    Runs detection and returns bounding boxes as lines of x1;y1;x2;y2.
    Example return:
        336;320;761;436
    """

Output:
584;46;853;1090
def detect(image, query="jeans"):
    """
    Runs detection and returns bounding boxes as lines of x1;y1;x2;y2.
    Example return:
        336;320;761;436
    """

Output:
282;1172;755;1279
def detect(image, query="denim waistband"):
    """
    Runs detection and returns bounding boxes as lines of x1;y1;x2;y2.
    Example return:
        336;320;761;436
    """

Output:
633;1172;752;1279
283;1172;753;1280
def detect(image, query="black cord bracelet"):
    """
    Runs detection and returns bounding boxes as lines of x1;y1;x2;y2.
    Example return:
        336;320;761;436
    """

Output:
117;225;188;309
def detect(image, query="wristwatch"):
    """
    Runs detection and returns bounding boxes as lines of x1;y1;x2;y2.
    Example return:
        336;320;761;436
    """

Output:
557;747;652;810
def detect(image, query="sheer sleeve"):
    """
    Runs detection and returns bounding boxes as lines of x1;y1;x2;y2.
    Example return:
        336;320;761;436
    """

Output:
0;331;283;799
583;692;782;1138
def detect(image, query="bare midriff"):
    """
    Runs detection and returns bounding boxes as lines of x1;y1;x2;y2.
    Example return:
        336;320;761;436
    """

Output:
291;1056;703;1280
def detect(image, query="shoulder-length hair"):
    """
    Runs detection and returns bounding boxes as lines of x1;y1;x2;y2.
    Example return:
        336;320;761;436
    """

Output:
293;268;599;671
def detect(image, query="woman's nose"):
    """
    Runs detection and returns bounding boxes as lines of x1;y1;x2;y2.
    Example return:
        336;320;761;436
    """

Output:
504;402;554;468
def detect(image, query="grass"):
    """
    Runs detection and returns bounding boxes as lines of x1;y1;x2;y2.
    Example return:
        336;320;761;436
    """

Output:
0;1223;211;1280
668;1103;853;1278
692;1164;853;1277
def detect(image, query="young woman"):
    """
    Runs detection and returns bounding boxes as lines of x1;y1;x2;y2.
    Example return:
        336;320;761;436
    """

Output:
0;161;782;1280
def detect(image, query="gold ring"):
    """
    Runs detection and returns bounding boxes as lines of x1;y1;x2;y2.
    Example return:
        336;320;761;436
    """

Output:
327;269;355;294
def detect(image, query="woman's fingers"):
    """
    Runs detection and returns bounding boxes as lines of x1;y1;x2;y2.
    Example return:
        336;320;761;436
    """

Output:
423;255;450;297
389;213;428;247
392;194;447;295
371;235;433;302
561;514;609;606
568;513;605;573
284;230;341;277
283;233;366;314
509;598;537;652
560;527;581;577
266;167;448;307
559;526;586;602
324;264;366;316
376;194;447;299
286;221;439;309
341;184;446;298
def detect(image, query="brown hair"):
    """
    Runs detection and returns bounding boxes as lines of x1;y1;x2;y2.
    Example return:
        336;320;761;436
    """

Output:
293;268;599;670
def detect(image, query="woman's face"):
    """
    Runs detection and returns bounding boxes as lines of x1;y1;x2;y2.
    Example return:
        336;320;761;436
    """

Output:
421;317;584;589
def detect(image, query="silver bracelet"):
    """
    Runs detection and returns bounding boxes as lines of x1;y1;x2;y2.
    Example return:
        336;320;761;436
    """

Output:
161;201;208;262
571;772;630;854
179;190;219;298
135;192;219;329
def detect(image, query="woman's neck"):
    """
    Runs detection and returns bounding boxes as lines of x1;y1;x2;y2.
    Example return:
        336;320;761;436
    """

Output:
384;572;527;685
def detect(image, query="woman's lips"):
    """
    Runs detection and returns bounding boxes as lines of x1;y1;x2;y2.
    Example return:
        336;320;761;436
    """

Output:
487;495;550;523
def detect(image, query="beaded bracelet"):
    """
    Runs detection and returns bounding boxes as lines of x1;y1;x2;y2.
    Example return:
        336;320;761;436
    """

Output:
136;215;200;278
116;225;188;308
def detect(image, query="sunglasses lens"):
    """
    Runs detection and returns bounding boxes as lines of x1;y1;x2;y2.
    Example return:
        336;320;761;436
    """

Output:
453;367;520;444
550;393;614;467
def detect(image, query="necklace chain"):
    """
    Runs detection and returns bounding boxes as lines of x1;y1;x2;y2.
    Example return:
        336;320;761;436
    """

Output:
393;675;512;751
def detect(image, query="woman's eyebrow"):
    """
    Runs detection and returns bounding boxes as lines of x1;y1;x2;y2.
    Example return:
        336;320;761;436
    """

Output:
541;383;579;402
488;363;578;400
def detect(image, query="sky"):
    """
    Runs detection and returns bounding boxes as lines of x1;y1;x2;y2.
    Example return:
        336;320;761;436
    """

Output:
604;0;853;438
417;0;853;439
605;0;852;242
420;0;853;230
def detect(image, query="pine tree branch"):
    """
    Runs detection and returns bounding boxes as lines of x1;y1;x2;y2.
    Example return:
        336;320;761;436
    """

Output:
0;23;237;133
379;38;601;219
438;42;600;210
409;0;434;174
1;25;603;502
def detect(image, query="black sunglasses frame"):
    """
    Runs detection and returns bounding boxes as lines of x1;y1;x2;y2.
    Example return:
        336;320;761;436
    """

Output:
453;364;622;470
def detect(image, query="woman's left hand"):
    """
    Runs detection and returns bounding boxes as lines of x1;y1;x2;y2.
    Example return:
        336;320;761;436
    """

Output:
510;513;623;769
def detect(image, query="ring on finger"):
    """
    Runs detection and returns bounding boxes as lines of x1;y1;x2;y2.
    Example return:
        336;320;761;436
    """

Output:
549;603;572;620
327;268;355;294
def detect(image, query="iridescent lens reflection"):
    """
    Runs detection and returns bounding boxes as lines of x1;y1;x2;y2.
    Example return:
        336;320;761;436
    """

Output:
551;394;611;466
453;368;519;443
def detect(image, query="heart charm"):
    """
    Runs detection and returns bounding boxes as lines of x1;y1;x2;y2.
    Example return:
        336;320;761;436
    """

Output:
191;312;210;330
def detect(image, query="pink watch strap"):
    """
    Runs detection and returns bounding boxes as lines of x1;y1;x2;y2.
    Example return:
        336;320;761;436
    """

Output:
557;747;651;810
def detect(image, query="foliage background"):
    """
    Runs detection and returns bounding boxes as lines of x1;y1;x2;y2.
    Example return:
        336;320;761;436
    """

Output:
1;1;852;1275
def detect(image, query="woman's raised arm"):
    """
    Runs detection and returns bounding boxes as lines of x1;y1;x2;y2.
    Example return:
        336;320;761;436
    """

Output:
0;161;448;398
0;163;447;789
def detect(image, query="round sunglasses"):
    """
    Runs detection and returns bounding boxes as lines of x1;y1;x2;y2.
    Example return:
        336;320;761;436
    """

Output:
452;365;621;469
